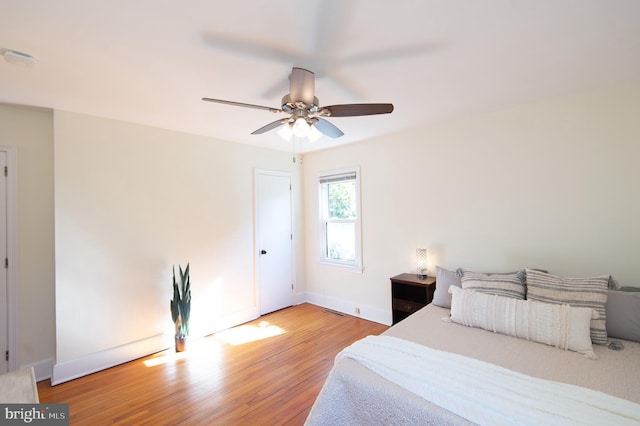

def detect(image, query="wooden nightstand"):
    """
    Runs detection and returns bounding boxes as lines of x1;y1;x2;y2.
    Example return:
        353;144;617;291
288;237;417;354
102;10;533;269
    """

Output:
390;273;437;325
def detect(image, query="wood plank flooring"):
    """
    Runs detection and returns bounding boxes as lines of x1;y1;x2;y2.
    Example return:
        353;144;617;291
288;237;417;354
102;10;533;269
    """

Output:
37;303;388;425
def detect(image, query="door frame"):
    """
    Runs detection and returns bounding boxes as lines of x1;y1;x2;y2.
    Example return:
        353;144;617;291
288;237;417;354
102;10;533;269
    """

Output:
0;146;18;372
253;169;294;314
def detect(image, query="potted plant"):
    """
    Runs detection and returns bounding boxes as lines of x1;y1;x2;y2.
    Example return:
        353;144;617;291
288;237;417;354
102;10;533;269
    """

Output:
170;263;191;352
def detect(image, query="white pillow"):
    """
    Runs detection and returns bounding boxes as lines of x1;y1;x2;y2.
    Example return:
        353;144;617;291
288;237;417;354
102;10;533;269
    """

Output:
449;286;598;358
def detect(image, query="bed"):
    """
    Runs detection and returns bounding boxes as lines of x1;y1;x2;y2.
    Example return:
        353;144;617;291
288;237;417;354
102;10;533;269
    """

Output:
306;268;640;425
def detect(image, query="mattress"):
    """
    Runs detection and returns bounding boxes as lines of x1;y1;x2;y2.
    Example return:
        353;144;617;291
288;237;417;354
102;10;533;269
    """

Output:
306;304;640;425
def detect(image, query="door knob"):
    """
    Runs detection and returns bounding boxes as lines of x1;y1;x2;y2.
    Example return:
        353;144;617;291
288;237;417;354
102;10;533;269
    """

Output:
260;250;267;255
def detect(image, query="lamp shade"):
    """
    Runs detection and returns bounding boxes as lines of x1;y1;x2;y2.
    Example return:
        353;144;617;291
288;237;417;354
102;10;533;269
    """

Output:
416;248;427;278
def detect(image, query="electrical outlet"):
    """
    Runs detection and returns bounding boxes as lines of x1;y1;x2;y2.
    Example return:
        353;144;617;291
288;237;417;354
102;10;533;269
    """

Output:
355;307;360;315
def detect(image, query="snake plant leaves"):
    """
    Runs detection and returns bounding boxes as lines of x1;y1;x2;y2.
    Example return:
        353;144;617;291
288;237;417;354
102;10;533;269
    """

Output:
171;263;192;338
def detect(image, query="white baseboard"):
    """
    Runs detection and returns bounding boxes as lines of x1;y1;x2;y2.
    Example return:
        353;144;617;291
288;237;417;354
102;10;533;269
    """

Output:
294;292;307;305
301;291;392;326
26;358;54;382
52;333;172;385
52;307;260;385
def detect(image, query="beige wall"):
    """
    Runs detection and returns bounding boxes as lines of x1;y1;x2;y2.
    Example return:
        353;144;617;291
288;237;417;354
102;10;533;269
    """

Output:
0;104;55;372
302;79;640;324
53;111;301;382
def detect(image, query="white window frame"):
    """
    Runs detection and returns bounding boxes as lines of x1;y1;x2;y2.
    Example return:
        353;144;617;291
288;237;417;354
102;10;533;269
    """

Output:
318;166;362;272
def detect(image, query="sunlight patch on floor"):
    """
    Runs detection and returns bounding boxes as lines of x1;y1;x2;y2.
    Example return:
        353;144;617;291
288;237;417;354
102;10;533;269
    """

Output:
143;351;188;367
143;337;222;367
142;321;285;367
216;321;286;346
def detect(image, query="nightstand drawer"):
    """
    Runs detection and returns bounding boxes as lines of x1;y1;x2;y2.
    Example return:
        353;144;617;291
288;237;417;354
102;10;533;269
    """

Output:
392;298;424;314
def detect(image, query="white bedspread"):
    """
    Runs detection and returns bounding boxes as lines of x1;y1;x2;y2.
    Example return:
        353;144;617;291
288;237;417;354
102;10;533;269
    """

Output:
337;335;640;426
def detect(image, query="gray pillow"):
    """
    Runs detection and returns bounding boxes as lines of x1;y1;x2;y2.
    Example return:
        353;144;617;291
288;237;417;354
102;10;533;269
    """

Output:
432;266;461;308
606;289;640;342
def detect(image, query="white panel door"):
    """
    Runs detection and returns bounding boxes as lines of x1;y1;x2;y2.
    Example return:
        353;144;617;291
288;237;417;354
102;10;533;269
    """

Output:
0;151;7;374
256;171;293;315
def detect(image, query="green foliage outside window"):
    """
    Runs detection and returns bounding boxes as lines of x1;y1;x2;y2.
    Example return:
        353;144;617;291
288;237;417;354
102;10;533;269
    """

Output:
328;182;356;219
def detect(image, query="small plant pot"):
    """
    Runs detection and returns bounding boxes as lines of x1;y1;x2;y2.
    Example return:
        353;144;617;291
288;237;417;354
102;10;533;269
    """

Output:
175;336;188;352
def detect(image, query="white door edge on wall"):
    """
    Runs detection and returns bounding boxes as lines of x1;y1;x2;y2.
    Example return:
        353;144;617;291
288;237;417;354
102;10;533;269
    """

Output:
0;146;18;373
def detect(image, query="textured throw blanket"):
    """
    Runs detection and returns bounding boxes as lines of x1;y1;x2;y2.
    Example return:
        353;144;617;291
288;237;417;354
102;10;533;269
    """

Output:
330;335;640;426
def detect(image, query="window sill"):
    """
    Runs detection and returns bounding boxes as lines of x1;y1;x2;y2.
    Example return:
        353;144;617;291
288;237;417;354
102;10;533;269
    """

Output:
319;260;364;274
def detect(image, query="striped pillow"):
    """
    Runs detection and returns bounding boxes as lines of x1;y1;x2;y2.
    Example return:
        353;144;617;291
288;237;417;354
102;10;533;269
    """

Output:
458;269;526;299
525;268;609;345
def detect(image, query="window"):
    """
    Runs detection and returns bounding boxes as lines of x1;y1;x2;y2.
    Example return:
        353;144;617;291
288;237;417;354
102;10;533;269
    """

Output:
319;167;362;270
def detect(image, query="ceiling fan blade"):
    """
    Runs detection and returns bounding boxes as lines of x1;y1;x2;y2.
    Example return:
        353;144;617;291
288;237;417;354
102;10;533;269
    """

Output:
289;67;315;105
251;119;286;135
314;118;344;138
323;103;394;117
202;32;298;64
202;98;282;113
342;42;444;67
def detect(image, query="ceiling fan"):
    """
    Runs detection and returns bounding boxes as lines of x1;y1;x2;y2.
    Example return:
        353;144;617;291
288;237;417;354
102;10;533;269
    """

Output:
202;67;393;141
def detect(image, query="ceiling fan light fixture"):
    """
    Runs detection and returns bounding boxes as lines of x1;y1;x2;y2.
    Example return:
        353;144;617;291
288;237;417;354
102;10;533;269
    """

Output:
277;123;293;141
292;117;310;138
308;124;323;143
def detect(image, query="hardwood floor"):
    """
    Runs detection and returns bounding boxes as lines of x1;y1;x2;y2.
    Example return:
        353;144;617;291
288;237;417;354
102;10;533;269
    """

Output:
37;303;388;425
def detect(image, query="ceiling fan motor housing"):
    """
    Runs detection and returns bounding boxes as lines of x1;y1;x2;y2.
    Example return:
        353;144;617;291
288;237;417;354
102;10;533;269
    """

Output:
282;94;324;125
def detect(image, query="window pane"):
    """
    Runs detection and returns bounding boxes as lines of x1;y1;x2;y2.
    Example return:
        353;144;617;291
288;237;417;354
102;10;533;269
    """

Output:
327;181;356;219
325;222;356;261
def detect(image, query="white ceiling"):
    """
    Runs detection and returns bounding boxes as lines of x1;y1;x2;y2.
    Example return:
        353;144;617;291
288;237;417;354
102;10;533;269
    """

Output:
1;0;639;153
